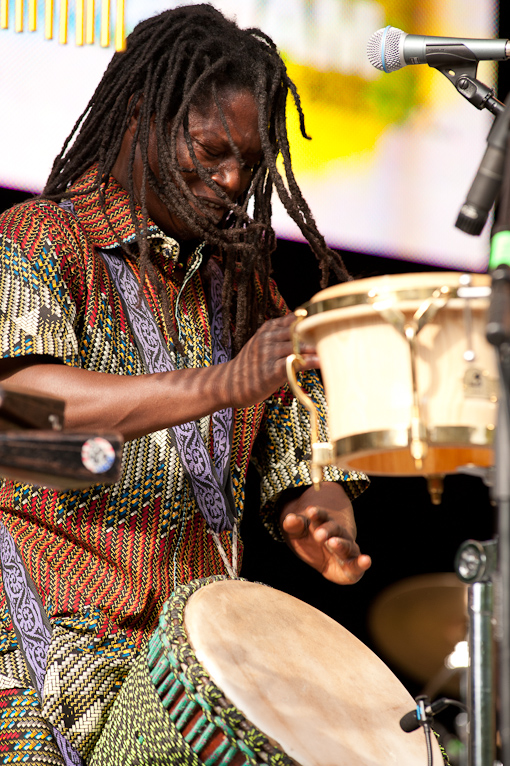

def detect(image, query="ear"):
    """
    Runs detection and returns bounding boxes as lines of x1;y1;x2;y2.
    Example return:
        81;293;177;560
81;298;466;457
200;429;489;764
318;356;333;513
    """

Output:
127;95;144;135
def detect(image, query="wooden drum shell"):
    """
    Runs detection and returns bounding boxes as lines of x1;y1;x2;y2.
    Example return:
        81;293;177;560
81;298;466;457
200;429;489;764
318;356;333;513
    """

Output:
295;272;497;476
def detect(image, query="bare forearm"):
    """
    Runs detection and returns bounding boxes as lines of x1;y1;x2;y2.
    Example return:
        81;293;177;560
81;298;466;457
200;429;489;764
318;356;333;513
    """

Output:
0;313;321;441
0;361;235;441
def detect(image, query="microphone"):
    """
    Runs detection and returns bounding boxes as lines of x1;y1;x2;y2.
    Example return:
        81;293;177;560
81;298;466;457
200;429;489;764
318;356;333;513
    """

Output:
456;92;510;236
367;26;510;73
400;698;450;733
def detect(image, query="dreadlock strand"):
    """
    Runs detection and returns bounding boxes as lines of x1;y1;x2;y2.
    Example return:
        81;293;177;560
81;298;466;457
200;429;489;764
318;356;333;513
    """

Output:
42;4;351;354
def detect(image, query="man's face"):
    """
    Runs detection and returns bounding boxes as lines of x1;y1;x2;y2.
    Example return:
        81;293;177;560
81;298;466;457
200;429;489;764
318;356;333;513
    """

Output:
131;88;263;241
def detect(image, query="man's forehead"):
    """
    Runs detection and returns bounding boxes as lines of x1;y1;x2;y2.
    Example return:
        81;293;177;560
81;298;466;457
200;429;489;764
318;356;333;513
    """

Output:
188;86;256;117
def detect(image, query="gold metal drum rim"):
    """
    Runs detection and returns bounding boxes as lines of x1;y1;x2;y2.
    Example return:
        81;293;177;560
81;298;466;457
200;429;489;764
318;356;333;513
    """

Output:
302;285;490;317
333;426;495;457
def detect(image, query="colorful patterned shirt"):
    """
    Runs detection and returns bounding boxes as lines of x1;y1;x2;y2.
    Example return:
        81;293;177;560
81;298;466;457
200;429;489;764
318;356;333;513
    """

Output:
0;166;368;754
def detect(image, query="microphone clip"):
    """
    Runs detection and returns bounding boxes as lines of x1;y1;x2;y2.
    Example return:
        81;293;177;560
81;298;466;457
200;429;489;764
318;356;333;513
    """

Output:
415;695;433;730
400;694;435;734
437;61;503;116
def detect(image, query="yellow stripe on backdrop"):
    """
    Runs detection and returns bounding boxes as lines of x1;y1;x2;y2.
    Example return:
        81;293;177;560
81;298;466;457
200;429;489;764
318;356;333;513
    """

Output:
0;0;124;47
114;0;124;51
0;0;8;29
100;0;109;47
85;0;94;44
28;0;36;29
58;0;67;43
44;0;52;38
14;0;22;31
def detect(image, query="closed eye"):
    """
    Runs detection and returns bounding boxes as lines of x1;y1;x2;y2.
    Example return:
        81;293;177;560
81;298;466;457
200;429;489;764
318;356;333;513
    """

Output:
192;138;223;161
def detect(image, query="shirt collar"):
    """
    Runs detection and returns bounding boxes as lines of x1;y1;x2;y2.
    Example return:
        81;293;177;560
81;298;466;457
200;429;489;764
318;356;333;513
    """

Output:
69;164;181;262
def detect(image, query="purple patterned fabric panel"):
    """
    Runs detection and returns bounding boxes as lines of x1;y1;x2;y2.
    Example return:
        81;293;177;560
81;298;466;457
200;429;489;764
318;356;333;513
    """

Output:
0;523;51;693
101;250;234;532
101;251;177;375
207;259;232;484
0;523;84;766
54;729;85;765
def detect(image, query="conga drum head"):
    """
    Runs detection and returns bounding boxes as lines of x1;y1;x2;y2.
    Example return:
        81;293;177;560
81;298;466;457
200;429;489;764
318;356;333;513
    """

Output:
295;272;496;476
91;576;444;765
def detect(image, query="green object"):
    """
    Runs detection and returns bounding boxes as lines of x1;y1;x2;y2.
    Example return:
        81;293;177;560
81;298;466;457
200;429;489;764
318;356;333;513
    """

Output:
489;230;510;269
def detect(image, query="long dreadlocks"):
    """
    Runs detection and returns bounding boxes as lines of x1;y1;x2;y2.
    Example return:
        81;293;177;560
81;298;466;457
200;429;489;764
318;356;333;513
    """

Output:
43;3;350;352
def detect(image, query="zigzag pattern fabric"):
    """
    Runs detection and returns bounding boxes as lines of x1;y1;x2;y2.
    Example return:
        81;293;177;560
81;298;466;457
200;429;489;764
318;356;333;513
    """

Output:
0;164;368;753
0;688;64;765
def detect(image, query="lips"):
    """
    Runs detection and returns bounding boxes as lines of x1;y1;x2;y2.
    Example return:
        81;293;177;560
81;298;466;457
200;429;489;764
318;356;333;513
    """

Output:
194;196;228;221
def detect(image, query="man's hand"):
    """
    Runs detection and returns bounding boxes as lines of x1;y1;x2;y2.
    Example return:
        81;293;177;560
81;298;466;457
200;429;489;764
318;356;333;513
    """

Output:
224;313;319;409
280;482;371;585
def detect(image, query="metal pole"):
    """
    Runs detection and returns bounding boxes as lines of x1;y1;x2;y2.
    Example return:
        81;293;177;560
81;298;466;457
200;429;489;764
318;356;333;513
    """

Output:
467;581;496;766
456;539;498;766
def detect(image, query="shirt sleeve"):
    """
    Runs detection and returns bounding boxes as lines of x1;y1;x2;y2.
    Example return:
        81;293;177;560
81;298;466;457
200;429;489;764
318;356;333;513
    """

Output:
0;201;81;366
251;368;370;540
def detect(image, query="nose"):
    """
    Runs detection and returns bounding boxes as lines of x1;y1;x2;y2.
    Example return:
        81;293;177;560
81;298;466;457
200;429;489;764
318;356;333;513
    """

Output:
210;158;252;201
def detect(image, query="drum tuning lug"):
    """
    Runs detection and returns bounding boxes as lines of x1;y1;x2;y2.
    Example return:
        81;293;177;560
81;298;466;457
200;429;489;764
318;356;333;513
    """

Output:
312;441;334;465
310;464;322;491
410;412;428;469
427;475;444;505
286;353;331;490
48;413;63;431
311;442;334;490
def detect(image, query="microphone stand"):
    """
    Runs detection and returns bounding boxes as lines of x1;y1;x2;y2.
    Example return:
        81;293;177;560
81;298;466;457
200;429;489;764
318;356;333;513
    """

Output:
453;92;510;766
486;267;510;766
455;539;497;766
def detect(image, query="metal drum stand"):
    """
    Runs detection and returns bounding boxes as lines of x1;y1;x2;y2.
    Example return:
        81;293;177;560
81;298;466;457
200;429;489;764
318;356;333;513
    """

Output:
455;539;497;766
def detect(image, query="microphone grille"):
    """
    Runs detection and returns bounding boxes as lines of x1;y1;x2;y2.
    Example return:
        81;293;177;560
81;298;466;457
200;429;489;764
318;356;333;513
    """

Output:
367;26;405;72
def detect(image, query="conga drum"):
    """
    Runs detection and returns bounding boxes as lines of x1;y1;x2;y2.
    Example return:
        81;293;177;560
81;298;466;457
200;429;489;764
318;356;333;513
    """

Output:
90;577;444;765
289;272;496;479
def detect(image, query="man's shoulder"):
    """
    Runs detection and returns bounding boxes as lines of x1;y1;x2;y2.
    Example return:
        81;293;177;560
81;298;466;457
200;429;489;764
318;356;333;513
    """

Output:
0;197;85;262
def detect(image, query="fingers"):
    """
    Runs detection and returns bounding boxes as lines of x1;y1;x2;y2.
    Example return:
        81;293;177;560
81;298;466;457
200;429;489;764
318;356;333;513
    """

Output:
282;507;372;585
226;315;320;408
324;537;372;572
283;509;354;551
259;315;317;360
327;551;372;584
320;528;372;584
281;511;310;538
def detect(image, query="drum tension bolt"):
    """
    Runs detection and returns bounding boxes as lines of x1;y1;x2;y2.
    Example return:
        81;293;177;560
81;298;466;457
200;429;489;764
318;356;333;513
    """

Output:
427;475;444;505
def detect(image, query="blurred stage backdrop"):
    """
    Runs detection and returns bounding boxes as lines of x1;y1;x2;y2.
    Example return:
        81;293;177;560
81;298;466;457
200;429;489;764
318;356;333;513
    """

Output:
0;0;501;269
0;0;507;761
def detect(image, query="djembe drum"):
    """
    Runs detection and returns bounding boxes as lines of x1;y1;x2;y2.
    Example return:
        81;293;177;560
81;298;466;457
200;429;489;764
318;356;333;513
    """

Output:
90;577;443;765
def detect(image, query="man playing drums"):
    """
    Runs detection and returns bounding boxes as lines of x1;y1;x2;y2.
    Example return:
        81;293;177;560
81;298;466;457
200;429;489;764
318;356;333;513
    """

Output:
0;5;370;762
